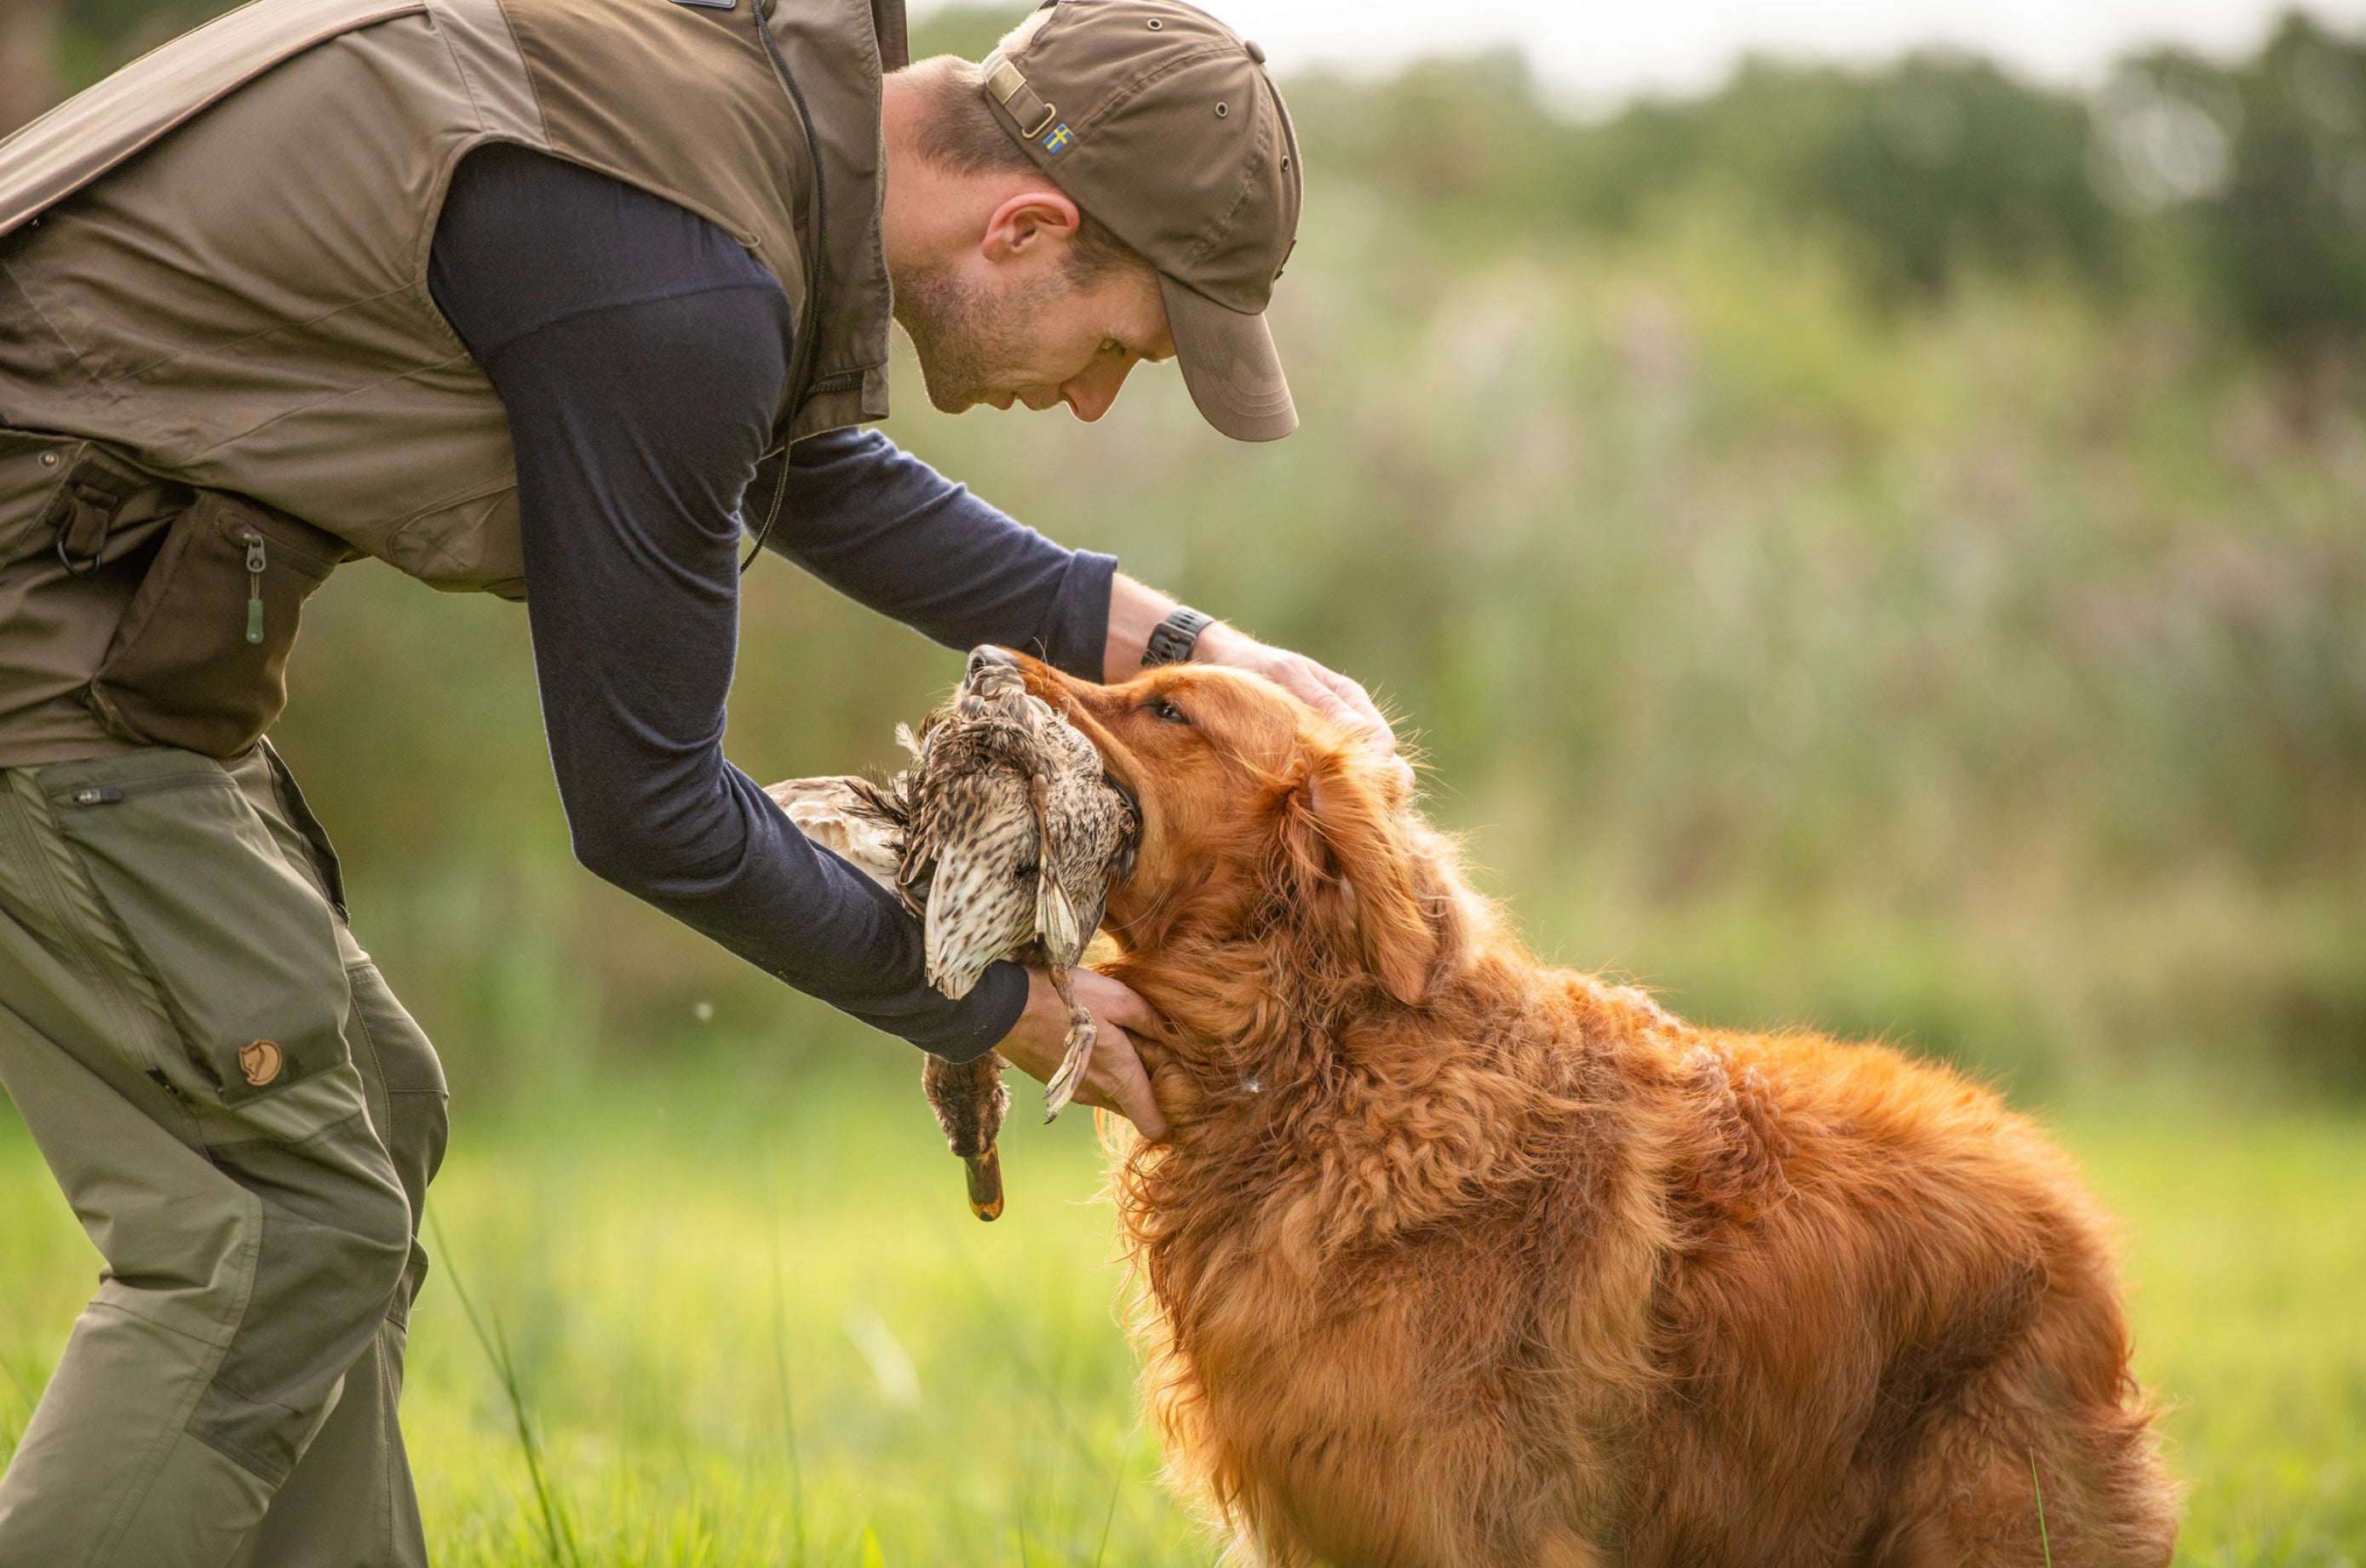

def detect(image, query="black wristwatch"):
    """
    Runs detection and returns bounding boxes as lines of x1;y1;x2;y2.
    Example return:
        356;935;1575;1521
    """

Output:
1142;606;1213;667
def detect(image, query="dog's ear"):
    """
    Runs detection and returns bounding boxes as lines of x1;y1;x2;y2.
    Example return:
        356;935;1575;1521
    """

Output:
1281;742;1435;1007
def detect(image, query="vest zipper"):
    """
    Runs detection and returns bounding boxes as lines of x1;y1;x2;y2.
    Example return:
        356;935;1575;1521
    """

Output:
244;530;267;645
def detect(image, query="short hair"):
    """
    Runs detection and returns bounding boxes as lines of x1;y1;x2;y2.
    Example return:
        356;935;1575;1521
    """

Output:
899;55;1150;286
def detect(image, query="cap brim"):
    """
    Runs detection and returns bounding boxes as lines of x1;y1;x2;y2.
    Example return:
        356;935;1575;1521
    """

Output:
1158;274;1297;442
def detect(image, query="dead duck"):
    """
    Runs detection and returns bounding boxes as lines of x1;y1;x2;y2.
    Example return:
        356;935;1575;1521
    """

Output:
765;646;1138;1221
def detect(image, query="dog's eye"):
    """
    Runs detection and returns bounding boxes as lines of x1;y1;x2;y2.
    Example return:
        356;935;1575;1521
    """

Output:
1144;697;1192;727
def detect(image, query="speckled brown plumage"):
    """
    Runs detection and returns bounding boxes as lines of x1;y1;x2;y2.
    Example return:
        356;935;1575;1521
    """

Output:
764;647;1137;1221
900;652;1137;1118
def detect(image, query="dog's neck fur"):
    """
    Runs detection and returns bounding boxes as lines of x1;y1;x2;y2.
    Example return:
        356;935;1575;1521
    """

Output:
1105;816;1680;1244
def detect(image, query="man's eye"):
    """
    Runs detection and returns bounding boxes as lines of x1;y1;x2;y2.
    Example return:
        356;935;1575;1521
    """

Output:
1145;697;1191;726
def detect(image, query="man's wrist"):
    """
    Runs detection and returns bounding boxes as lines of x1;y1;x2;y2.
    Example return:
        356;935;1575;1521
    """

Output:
1191;618;1253;666
1100;573;1255;679
1102;573;1174;680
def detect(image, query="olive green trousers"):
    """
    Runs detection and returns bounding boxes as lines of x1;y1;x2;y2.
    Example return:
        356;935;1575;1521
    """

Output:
0;744;447;1568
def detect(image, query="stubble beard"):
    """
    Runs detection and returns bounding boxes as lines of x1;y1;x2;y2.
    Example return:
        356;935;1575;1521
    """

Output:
893;261;1063;415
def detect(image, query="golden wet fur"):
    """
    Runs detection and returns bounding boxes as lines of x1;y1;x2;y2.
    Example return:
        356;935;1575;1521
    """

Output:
1010;653;2178;1568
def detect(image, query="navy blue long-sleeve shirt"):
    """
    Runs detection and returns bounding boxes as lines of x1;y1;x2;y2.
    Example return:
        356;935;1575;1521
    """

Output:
428;145;1113;1059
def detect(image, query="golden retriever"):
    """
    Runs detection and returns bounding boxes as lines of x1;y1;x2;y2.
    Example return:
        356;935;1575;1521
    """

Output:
1003;652;2177;1568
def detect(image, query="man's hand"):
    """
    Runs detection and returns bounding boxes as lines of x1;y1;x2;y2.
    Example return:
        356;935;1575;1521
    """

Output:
1102;574;1409;790
1193;621;1403;770
996;967;1169;1140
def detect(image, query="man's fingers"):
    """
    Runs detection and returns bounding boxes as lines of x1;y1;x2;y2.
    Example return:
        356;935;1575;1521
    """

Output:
1283;663;1355;724
1302;662;1400;761
1076;1023;1168;1140
1195;629;1400;762
1073;968;1157;1029
1297;665;1412;793
1325;672;1394;747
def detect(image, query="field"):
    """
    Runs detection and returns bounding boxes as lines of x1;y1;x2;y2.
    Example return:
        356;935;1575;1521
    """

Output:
3;6;2363;1562
2;1062;2361;1566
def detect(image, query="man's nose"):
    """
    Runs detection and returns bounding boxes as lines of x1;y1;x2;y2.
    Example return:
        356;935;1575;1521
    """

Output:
1062;358;1136;422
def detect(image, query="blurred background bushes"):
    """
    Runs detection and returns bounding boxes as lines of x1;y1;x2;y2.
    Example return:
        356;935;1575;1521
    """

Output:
2;4;2360;1102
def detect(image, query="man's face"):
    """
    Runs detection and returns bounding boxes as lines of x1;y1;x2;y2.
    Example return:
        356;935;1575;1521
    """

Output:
895;255;1174;423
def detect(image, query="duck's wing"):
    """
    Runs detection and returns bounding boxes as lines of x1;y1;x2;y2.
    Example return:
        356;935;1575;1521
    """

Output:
920;765;1039;1000
767;776;906;895
1036;768;1138;969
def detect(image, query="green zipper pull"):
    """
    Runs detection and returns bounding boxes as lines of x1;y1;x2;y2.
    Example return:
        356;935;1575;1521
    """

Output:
243;531;266;645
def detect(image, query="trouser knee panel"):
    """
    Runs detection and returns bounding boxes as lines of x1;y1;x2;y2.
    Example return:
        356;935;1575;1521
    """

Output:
187;1111;412;1485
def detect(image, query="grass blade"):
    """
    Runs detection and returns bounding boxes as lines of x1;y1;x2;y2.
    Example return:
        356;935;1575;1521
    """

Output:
766;1153;810;1568
1091;1467;1123;1568
428;1207;581;1568
2030;1446;2053;1568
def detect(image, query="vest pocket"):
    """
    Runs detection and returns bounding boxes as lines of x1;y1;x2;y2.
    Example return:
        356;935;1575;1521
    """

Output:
0;429;186;571
44;760;352;1108
83;492;347;758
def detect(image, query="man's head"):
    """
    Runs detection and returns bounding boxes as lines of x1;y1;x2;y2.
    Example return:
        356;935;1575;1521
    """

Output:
880;0;1302;439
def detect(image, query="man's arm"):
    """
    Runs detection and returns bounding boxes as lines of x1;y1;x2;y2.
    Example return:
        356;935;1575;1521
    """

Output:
428;145;1028;1059
764;433;1403;759
757;430;1112;680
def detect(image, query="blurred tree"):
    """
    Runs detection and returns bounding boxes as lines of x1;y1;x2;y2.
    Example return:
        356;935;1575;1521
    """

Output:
1299;50;2125;300
2202;14;2366;359
1784;55;2126;297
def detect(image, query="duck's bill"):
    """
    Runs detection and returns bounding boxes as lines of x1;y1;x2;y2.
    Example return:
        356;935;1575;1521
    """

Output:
963;1146;1005;1221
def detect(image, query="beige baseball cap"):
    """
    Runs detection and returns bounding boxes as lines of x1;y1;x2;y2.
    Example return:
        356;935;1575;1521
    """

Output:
979;0;1302;441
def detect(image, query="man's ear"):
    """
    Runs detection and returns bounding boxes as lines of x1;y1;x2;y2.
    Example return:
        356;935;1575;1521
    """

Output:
981;188;1082;265
1282;743;1436;1007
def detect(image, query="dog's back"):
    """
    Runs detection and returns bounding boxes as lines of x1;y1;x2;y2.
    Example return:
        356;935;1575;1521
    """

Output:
1624;1025;2176;1565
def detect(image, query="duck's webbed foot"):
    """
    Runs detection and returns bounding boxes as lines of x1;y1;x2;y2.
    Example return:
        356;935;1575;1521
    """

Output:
1041;965;1098;1123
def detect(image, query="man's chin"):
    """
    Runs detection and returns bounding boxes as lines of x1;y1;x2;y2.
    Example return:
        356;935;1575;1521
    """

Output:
924;382;1013;416
909;360;989;415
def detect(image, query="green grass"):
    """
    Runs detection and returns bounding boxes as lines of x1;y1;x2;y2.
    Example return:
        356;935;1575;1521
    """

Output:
2;1067;2362;1565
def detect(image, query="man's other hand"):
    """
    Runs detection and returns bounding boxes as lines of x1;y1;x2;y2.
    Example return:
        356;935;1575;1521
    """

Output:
996;967;1169;1140
1101;573;1410;792
1193;622;1412;792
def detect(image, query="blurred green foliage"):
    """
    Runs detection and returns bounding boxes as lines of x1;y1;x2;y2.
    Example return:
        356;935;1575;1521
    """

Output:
2;3;2360;1100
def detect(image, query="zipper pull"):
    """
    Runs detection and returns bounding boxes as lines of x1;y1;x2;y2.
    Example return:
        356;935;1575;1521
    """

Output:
244;531;266;645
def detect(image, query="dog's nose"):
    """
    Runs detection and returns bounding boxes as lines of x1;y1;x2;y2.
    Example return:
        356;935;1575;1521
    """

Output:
968;645;1020;679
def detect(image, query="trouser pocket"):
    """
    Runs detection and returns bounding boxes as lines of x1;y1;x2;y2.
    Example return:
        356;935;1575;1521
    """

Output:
83;491;347;758
43;753;353;1107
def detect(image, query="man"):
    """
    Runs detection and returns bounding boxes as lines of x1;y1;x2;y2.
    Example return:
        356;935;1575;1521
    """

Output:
0;0;1396;1562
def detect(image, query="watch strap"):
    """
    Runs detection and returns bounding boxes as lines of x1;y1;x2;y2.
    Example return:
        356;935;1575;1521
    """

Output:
1142;606;1213;667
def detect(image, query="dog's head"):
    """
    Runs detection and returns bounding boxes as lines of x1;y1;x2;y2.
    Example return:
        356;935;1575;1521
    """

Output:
990;648;1438;1013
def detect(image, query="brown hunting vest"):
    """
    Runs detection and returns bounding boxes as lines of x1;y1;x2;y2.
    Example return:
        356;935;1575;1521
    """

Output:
0;0;906;762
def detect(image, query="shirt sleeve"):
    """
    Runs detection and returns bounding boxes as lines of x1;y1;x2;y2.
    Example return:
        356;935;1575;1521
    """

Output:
426;143;1025;1060
755;430;1115;681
